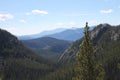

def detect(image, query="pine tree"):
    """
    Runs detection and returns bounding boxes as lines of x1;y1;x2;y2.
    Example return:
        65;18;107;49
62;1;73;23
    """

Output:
96;64;105;80
72;22;96;80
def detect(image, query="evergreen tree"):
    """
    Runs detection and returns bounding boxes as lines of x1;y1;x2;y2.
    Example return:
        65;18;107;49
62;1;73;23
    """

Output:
72;22;96;80
96;64;105;80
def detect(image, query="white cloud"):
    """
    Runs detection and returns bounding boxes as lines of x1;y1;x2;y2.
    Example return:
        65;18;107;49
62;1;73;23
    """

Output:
100;9;113;14
20;19;27;23
32;9;48;15
0;13;14;21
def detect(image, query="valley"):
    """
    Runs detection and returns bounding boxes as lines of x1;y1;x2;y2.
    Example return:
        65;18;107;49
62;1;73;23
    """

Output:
0;23;120;80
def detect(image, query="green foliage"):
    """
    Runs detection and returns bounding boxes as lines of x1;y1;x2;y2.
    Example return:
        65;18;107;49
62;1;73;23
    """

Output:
96;64;105;80
72;22;96;80
0;75;2;80
58;24;120;80
117;63;120;69
1;24;120;80
0;29;54;80
3;58;54;80
43;64;75;80
22;37;71;61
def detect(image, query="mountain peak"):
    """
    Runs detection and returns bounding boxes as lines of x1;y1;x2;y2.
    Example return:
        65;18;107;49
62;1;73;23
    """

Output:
59;24;120;64
93;23;111;31
0;29;19;51
91;23;111;42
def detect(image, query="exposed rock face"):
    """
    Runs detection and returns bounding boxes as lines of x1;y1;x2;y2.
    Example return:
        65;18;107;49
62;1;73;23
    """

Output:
110;27;120;41
59;24;120;64
91;24;111;44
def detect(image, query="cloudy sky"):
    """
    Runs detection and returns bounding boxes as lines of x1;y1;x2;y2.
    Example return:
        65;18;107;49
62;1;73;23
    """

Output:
0;0;120;35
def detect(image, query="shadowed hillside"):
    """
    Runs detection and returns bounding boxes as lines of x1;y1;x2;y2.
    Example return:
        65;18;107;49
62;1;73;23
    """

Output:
0;29;54;80
22;37;71;61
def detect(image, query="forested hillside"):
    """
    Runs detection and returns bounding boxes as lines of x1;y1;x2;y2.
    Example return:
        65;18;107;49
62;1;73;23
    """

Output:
22;37;71;61
0;29;54;80
0;23;120;80
57;24;120;80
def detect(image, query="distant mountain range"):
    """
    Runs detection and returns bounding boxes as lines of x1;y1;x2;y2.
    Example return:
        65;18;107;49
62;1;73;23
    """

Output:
18;28;67;40
18;27;94;41
46;28;84;41
22;37;72;61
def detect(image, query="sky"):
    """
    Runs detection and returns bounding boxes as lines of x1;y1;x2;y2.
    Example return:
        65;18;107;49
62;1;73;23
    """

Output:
0;0;120;36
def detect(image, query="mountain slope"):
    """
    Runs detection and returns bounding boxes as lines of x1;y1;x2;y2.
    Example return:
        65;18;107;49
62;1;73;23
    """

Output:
46;27;94;41
22;37;72;61
58;24;112;63
58;24;120;80
0;29;54;80
46;28;84;41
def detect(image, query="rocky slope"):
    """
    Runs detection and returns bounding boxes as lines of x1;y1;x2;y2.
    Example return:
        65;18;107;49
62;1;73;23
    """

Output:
59;24;120;64
58;24;120;80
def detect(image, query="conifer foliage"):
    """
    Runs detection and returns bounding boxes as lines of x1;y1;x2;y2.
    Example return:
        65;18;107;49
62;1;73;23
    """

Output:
72;22;96;80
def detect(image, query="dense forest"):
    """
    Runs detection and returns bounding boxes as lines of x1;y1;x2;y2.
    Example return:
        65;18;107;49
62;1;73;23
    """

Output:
0;23;120;80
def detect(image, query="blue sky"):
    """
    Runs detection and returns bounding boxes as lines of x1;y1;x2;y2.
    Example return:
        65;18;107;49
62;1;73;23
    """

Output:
0;0;120;35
